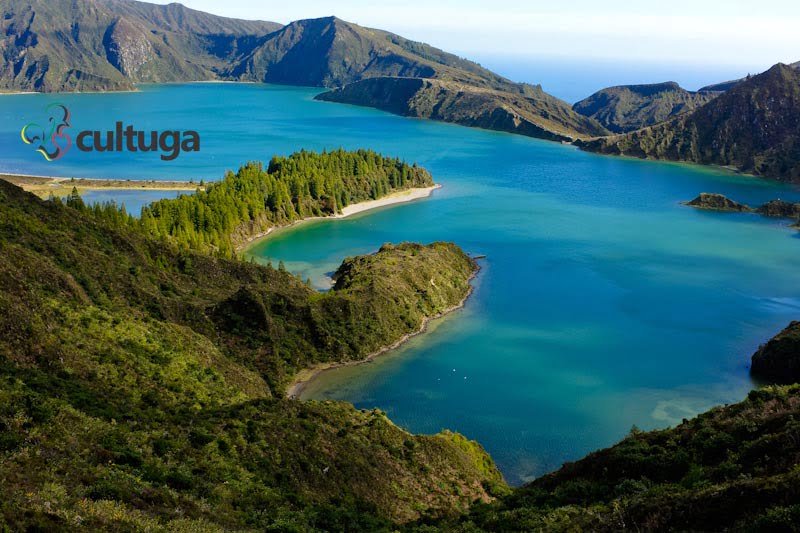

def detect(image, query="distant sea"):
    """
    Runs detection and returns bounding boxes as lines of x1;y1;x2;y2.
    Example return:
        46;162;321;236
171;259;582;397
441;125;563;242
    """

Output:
468;55;768;103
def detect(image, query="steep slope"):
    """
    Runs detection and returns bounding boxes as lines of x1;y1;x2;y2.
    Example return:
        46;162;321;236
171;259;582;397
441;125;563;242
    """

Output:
431;385;800;532
0;177;505;529
316;77;609;141
0;0;280;92
698;63;800;93
573;82;719;133
579;64;800;182
0;1;606;140
228;16;527;93
751;321;800;385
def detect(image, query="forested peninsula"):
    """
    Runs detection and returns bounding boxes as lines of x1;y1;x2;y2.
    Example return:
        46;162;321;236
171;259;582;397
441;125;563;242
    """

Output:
73;149;434;258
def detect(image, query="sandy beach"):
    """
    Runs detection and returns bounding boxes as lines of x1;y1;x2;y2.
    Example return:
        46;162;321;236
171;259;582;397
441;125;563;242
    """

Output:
0;173;202;198
337;185;441;217
238;184;441;251
285;261;478;399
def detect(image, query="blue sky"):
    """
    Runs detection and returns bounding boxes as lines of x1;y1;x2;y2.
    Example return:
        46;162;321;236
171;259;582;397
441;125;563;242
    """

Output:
150;0;799;67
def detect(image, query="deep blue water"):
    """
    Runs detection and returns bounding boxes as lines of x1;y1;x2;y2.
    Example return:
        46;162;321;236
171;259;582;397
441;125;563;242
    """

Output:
2;84;800;485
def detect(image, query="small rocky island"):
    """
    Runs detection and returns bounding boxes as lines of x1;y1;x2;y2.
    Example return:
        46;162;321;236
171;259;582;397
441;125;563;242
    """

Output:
756;199;800;218
751;322;800;384
685;193;800;228
685;192;753;212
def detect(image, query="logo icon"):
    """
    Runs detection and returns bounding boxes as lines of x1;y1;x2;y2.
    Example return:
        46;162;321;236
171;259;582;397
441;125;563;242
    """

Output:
21;103;73;162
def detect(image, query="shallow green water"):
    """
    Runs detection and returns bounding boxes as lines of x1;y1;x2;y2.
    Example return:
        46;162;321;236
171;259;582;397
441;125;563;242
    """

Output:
3;84;800;484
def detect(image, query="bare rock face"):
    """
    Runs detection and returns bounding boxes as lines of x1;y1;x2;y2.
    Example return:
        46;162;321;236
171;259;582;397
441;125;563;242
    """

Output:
751;321;800;384
685;193;753;212
103;18;153;78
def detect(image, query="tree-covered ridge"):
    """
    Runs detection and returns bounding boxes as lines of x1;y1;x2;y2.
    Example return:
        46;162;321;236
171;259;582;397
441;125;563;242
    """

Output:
0;179;501;530
139;149;433;257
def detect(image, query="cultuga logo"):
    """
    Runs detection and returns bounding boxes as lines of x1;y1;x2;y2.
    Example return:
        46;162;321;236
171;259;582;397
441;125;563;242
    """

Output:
21;104;200;162
21;103;72;161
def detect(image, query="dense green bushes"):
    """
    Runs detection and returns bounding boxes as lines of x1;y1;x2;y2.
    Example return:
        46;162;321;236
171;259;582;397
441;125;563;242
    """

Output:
427;385;800;531
0;178;499;529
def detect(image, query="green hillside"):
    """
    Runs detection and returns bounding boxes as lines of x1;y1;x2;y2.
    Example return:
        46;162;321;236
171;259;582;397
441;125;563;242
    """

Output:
3;150;800;530
578;64;800;182
429;385;800;532
0;177;504;530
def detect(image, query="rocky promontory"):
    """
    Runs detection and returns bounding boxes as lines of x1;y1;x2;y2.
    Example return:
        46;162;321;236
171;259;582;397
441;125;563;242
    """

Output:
751;322;800;384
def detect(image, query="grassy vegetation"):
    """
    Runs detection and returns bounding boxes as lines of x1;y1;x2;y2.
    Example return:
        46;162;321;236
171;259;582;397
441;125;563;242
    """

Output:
0;178;503;530
572;82;718;133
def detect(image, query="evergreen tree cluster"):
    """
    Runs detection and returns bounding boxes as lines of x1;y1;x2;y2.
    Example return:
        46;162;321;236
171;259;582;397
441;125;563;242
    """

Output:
137;149;433;257
56;186;136;229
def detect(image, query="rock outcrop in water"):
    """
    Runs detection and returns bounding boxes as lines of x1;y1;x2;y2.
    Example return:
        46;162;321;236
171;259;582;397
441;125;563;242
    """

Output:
756;199;800;218
685;193;753;212
684;193;800;229
751;322;800;384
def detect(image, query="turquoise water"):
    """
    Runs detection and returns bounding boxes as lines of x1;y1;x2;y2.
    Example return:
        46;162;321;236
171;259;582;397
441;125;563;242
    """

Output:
3;84;800;485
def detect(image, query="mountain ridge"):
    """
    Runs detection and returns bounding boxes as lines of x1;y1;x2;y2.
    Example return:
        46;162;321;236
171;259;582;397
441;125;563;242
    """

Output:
316;76;609;141
578;63;800;182
573;81;720;133
0;0;608;140
0;0;282;91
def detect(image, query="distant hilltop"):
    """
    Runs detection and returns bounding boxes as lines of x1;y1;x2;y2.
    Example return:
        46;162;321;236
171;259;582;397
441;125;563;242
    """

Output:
578;64;800;182
0;0;609;142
